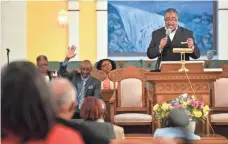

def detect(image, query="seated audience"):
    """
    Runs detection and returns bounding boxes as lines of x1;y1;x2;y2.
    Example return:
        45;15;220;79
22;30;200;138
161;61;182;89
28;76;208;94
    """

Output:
96;59;117;89
49;78;110;144
80;97;125;140
59;45;101;119
36;55;57;82
1;61;83;144
154;107;200;140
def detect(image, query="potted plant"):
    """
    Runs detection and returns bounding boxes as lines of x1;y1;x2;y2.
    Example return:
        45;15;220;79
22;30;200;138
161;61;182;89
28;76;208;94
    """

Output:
153;93;211;133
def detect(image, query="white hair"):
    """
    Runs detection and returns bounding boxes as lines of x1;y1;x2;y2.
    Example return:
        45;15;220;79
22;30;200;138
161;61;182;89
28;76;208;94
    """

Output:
56;88;76;108
49;78;77;109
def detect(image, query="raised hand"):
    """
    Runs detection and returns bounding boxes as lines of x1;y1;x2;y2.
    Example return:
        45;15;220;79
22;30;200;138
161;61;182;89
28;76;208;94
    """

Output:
65;45;77;61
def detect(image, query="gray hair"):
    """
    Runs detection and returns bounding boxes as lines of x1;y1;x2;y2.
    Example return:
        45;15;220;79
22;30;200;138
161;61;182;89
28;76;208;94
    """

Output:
164;8;178;17
49;78;77;109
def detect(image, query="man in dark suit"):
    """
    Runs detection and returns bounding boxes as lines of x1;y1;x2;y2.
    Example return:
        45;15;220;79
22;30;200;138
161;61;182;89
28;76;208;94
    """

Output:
59;45;101;118
147;8;200;63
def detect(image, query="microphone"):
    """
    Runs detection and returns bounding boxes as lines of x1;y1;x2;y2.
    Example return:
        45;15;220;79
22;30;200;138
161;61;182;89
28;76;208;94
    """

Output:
140;59;143;68
165;28;172;39
6;48;10;65
151;28;172;72
6;48;10;53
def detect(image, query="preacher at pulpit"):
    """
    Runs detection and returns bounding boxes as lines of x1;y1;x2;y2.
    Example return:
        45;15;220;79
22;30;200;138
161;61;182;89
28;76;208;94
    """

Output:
147;8;200;61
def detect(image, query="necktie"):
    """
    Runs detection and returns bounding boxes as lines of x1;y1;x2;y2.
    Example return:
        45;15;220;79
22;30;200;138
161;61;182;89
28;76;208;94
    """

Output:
78;80;86;109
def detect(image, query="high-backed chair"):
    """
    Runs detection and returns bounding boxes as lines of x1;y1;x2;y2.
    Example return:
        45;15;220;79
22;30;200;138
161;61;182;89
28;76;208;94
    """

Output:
90;68;106;82
108;66;154;133
210;65;228;126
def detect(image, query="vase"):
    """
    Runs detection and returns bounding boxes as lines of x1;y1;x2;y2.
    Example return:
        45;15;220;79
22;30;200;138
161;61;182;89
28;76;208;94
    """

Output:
185;121;196;133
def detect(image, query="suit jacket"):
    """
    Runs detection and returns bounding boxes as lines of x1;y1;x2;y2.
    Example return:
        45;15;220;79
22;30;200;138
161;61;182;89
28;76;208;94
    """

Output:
70;119;116;140
59;62;101;99
56;118;109;144
97;119;125;140
147;26;200;61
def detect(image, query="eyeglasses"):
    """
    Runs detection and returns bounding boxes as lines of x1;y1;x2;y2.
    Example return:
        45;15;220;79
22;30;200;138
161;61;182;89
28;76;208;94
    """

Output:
38;64;48;67
165;18;177;22
80;68;91;72
102;63;111;67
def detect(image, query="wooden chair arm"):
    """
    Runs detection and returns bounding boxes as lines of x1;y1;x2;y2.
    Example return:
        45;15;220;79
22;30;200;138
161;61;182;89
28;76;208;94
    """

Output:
109;90;117;123
109;90;117;104
145;88;154;119
211;107;228;112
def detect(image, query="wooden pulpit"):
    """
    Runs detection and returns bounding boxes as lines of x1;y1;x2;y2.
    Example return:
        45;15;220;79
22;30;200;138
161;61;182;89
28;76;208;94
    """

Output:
145;61;223;134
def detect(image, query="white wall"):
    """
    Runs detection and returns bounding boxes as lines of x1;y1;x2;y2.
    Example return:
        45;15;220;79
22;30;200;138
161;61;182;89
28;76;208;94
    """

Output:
68;0;80;61
218;1;228;60
1;1;27;67
97;0;108;61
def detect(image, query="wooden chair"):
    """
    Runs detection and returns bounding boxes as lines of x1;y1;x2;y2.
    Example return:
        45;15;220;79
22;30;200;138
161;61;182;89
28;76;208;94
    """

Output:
108;66;154;133
210;65;228;126
90;68;106;81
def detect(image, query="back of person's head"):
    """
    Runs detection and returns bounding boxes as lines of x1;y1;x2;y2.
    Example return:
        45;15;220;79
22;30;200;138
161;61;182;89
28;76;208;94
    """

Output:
165;107;189;128
1;61;56;141
49;78;77;119
80;97;105;121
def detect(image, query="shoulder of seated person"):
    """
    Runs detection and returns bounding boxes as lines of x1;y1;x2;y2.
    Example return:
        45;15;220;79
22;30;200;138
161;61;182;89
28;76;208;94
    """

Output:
190;134;201;140
113;125;124;132
91;76;101;83
154;127;170;135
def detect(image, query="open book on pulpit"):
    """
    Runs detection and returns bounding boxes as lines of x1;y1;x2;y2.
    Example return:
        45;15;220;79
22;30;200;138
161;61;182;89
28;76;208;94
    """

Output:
160;61;205;72
160;48;204;72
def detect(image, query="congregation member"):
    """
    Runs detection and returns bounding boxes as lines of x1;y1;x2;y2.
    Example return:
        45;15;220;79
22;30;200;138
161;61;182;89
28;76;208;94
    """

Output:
154;107;200;140
147;8;200;62
1;61;84;144
49;78;110;144
96;59;117;89
80;97;125;140
59;45;101;119
36;55;57;82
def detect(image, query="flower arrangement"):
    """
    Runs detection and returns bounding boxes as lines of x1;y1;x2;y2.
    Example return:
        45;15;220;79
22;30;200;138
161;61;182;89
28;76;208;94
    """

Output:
153;93;210;122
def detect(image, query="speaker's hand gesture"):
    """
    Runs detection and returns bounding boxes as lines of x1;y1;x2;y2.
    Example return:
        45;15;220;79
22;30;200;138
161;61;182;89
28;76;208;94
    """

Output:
65;45;77;61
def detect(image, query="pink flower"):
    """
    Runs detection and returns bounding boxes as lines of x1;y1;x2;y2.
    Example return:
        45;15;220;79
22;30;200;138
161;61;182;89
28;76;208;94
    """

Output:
191;101;196;107
198;101;204;109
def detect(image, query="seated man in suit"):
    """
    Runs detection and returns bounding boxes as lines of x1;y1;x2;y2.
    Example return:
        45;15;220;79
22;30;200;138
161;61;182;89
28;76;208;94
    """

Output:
147;8;200;62
58;45;101;119
154;107;200;140
49;78;110;144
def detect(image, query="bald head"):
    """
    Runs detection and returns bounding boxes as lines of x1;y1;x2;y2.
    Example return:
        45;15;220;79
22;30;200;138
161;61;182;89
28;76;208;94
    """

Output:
80;60;93;78
80;60;92;68
49;78;77;109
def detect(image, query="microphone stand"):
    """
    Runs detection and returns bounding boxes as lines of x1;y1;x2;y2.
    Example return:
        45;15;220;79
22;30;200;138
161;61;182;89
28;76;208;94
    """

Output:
140;59;143;68
6;48;10;65
151;51;163;72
